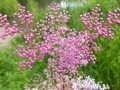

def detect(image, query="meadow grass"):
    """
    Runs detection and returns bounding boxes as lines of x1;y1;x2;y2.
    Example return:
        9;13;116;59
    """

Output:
0;0;18;18
0;35;29;90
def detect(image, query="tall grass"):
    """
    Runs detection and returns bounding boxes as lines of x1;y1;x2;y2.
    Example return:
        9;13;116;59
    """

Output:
0;35;29;90
0;0;18;18
26;0;51;28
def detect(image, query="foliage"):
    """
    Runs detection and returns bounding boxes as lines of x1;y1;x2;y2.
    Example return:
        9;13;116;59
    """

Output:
0;36;29;90
26;0;55;28
0;0;18;18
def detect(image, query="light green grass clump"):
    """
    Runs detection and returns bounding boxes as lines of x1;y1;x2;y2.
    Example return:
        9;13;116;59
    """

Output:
0;0;18;18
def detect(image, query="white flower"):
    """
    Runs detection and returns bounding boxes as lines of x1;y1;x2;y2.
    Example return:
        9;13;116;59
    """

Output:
72;82;77;89
71;76;110;90
32;88;38;90
43;81;47;86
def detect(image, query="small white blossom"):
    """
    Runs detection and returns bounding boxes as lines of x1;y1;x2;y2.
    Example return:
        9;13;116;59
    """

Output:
32;88;38;90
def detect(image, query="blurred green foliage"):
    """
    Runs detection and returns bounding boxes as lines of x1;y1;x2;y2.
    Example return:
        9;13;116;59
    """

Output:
0;36;29;90
26;0;50;26
0;0;18;18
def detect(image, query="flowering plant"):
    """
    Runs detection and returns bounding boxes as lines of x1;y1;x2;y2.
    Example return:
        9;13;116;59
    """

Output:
0;2;120;90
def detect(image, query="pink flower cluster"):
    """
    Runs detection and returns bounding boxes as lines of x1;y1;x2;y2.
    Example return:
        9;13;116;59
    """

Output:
47;31;97;79
13;2;97;78
0;4;34;39
0;14;18;38
0;2;120;88
80;4;120;40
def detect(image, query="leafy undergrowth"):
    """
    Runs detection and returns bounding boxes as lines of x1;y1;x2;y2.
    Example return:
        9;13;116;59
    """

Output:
0;35;28;90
